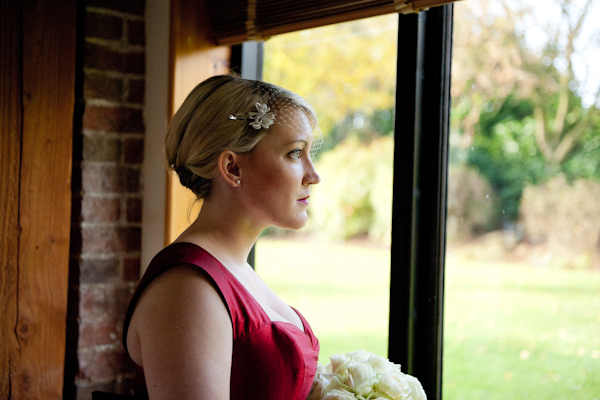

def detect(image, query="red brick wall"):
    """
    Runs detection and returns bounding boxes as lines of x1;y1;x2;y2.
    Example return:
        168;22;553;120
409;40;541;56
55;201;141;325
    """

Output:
66;0;146;398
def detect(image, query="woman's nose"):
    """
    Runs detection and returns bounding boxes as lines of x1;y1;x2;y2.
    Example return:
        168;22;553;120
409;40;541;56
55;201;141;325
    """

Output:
303;159;321;186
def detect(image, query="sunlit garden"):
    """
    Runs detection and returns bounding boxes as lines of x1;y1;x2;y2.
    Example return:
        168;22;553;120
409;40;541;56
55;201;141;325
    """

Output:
259;0;600;398
257;237;600;399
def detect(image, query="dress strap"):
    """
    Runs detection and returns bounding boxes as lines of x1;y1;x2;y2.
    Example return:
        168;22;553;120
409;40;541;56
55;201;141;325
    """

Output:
122;243;235;353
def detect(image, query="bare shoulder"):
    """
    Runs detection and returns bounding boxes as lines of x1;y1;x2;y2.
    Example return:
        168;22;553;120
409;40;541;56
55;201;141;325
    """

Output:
127;264;232;400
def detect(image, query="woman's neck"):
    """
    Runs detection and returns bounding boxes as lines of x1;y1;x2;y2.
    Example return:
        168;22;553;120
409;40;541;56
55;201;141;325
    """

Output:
173;196;264;269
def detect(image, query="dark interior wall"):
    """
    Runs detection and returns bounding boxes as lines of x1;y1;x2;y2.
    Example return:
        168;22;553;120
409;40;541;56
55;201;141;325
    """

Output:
65;0;146;398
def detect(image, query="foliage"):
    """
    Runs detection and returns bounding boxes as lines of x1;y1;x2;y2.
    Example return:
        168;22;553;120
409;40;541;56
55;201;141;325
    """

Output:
451;0;600;222
323;108;394;154
452;81;600;222
307;136;393;244
263;15;398;243
561;117;600;180
452;0;600;172
520;174;600;268
446;165;500;240
263;14;398;146
458;95;547;220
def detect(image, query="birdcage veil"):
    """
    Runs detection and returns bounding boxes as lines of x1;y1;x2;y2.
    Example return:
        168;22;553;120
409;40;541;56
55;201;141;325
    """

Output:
227;80;323;159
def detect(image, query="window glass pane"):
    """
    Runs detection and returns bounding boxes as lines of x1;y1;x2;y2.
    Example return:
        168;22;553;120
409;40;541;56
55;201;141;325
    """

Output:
444;0;600;398
258;14;398;364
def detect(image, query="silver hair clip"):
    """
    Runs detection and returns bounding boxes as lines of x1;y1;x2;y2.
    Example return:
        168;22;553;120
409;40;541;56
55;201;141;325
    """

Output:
229;102;275;130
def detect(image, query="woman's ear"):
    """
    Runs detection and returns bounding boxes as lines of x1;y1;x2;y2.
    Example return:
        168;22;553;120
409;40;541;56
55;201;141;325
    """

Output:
217;150;242;187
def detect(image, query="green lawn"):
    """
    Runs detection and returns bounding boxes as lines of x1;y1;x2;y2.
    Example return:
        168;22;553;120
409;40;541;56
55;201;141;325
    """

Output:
255;238;600;399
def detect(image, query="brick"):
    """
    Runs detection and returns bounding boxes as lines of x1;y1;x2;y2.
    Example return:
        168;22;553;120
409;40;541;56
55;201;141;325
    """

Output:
80;256;120;284
82;226;120;254
123;51;145;75
84;42;123;72
127;19;145;46
79;317;122;348
82;164;120;193
83;133;121;162
123;257;140;281
85;11;123;41
117;227;142;252
126;78;144;104
84;43;145;75
74;377;135;400
81;226;141;254
82;164;141;194
79;285;133;319
126;197;142;223
78;348;134;381
120;166;142;193
82;196;121;223
123;136;144;164
83;105;144;133
87;0;145;16
84;72;123;102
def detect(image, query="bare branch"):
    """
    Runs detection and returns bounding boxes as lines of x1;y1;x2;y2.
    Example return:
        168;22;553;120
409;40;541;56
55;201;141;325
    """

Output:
553;109;595;164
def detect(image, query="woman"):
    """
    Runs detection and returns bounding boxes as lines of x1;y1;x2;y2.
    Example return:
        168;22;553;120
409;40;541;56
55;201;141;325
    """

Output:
122;75;322;399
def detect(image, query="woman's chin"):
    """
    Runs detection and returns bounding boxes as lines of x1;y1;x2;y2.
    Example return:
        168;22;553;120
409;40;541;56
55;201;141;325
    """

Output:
276;215;308;231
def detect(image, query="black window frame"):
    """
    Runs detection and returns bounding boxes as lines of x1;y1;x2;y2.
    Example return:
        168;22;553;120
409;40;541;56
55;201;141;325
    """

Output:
389;6;452;400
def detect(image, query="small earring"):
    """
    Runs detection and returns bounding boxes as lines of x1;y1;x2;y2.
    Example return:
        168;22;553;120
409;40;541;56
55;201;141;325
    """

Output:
303;182;310;186
236;179;241;185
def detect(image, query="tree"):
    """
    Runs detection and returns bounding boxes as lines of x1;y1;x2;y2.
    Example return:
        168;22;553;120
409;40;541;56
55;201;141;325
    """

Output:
452;0;600;174
263;14;398;146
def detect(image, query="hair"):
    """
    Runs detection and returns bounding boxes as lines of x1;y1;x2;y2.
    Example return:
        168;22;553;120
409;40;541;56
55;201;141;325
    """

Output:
165;74;317;199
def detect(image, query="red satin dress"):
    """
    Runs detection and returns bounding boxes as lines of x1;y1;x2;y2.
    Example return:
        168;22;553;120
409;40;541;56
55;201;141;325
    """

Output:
123;242;320;399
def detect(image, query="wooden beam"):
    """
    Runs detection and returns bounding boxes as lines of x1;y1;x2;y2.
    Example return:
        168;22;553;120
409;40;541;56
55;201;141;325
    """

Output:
0;0;23;397
0;0;76;397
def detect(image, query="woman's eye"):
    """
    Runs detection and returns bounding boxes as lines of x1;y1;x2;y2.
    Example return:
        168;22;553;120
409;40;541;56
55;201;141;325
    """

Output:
289;149;301;159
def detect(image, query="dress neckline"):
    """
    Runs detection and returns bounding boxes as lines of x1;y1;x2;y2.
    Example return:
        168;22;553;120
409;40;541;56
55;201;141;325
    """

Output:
172;242;308;335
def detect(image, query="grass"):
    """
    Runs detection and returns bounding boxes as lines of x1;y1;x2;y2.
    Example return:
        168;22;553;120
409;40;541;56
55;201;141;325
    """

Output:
255;238;390;364
255;237;600;399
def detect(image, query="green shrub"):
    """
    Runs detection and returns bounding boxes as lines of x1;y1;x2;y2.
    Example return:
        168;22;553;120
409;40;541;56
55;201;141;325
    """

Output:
307;136;393;244
520;175;600;268
447;164;501;241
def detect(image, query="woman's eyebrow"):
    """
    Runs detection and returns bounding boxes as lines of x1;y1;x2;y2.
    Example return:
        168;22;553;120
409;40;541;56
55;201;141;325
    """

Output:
285;139;309;146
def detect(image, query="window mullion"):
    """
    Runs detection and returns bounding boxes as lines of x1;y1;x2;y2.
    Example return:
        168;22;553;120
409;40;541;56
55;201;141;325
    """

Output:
389;5;453;400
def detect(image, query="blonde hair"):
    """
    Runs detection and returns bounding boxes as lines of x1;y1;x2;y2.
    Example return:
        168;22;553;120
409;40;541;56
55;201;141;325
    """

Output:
165;75;317;199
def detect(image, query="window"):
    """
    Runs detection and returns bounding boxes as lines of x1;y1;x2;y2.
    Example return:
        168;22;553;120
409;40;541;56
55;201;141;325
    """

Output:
256;14;399;364
444;1;600;398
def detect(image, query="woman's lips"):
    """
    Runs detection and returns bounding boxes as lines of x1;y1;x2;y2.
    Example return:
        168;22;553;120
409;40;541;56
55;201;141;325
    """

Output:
297;196;310;204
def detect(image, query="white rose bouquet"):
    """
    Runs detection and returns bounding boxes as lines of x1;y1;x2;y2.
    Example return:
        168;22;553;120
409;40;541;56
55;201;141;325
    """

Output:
307;351;427;400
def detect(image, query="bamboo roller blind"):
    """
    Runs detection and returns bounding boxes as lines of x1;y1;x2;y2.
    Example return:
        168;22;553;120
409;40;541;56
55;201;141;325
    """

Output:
209;0;460;44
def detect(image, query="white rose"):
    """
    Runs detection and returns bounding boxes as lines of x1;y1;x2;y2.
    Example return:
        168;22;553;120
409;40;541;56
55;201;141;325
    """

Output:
378;370;410;399
367;353;399;374
405;375;427;400
323;388;357;400
345;362;378;397
318;362;332;375
348;350;371;363
329;353;351;376
308;372;330;400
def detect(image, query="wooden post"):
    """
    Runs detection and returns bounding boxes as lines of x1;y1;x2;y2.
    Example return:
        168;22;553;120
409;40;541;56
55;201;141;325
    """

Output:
0;0;23;397
0;0;76;397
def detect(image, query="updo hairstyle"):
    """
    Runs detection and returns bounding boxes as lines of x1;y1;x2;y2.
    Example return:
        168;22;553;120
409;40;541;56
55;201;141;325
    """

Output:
165;75;317;199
